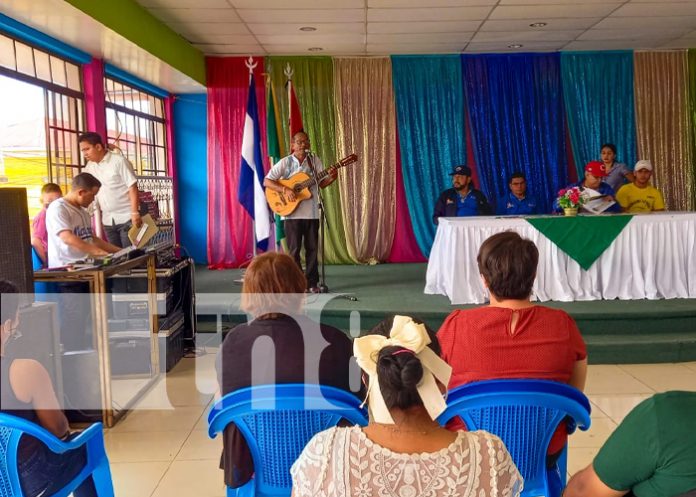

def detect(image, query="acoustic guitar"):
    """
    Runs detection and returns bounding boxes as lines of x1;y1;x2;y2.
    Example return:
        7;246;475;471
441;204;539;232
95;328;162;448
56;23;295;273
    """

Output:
266;153;358;216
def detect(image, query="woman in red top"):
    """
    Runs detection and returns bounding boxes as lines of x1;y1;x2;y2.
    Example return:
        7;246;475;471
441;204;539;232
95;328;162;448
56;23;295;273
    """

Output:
437;231;588;456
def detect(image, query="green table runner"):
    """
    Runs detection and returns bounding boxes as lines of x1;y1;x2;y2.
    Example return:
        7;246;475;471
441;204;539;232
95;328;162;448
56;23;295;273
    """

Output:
525;215;633;270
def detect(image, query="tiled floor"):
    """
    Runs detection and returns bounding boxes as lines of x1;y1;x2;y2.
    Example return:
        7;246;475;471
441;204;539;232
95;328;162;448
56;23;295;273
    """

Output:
105;355;696;497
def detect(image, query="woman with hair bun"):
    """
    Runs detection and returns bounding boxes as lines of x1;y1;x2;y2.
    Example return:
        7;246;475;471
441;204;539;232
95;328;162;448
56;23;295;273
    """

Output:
291;315;523;497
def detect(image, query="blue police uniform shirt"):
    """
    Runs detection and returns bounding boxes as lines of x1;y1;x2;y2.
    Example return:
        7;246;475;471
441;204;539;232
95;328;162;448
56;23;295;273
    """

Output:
496;192;539;215
456;190;480;216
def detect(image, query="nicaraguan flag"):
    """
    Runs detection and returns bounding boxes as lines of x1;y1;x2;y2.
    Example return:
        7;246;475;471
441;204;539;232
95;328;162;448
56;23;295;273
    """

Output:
238;74;270;251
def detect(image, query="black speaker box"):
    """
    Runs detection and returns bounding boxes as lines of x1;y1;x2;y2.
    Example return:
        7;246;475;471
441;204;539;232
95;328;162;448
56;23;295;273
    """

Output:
61;349;103;423
11;302;63;402
0;188;34;297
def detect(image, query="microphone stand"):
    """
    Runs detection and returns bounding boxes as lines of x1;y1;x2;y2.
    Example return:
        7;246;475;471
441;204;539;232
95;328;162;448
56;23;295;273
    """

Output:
305;150;358;302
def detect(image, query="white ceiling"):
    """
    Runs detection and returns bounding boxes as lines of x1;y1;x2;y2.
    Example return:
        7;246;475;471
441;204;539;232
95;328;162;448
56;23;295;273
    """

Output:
0;0;206;93
137;0;696;55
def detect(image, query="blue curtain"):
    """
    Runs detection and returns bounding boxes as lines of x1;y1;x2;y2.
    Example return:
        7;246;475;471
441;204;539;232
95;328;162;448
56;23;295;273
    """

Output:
392;55;466;256
462;53;568;214
561;51;636;177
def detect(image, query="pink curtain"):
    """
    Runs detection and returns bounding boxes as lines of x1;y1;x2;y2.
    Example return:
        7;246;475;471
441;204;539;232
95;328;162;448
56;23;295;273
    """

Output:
207;57;269;268
164;96;180;246
388;127;426;263
83;59;107;139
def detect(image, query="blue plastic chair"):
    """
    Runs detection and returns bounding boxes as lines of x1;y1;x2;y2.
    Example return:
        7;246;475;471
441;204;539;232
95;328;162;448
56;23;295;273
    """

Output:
31;247;51;296
0;413;114;497
208;384;368;497
437;379;591;497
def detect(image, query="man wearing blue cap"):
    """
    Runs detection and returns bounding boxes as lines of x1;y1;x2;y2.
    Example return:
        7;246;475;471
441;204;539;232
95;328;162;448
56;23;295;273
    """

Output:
433;165;492;224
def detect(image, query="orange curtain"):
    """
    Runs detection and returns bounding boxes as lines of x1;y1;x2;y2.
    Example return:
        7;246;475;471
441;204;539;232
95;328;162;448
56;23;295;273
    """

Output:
634;51;695;211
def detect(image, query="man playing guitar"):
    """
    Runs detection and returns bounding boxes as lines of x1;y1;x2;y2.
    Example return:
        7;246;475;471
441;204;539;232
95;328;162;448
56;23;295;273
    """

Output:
264;130;337;292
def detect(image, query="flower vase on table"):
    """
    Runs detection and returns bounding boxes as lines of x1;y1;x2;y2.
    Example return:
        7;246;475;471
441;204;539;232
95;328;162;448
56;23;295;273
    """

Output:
557;187;585;217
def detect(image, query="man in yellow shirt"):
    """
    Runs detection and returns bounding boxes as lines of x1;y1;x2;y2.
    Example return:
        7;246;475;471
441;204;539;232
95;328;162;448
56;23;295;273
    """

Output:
615;160;665;213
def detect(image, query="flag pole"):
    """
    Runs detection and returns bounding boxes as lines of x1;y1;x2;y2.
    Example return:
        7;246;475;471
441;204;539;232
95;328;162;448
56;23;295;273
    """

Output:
245;56;258;258
284;63;294;144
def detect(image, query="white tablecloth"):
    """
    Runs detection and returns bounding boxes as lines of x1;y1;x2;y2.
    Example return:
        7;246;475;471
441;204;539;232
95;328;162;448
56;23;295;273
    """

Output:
424;212;696;304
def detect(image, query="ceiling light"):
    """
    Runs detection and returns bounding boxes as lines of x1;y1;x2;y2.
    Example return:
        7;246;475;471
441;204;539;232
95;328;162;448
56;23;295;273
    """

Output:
300;26;316;32
508;44;523;49
529;22;547;28
308;47;323;51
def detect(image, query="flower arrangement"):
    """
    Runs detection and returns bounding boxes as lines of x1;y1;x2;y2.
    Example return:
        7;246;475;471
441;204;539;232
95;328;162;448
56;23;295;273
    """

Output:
556;187;585;209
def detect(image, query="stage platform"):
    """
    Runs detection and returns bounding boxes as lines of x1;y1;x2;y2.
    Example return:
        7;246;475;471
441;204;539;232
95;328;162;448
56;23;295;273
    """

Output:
194;263;696;365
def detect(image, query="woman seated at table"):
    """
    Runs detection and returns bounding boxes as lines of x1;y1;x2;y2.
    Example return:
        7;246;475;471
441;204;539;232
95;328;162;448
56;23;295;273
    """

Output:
216;252;361;489
291;315;523;497
0;279;97;497
437;232;588;461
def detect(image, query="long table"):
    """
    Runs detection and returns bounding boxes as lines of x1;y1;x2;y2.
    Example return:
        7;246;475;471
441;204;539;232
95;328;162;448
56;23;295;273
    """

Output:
424;212;696;305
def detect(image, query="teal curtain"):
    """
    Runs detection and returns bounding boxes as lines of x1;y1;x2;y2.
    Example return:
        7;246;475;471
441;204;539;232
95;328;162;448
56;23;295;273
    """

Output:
391;55;466;256
561;51;637;177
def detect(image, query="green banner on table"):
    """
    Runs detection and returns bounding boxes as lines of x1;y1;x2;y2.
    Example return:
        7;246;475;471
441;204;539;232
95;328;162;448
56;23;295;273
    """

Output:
526;215;633;270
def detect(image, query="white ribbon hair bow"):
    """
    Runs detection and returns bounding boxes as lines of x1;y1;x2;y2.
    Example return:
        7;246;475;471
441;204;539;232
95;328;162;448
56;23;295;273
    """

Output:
353;315;452;424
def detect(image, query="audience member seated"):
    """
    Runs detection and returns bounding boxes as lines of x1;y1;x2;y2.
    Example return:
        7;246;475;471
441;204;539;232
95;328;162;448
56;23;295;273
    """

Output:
437;232;587;459
433;165;492;224
291;315;523;497
496;171;539;215
615;160;665;213
0;279;97;497
31;183;63;268
216;252;361;489
564;391;696;497
555;161;621;213
600;143;634;193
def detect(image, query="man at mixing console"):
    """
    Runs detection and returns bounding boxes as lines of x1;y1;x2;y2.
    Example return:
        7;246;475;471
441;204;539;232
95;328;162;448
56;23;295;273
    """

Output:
46;172;120;268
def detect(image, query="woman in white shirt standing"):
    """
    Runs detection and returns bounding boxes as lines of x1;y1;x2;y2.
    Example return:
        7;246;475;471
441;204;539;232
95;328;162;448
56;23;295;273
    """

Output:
291;315;523;497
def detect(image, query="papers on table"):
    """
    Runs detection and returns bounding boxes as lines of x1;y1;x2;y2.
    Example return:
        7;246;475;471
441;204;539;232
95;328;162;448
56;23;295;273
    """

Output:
581;188;616;214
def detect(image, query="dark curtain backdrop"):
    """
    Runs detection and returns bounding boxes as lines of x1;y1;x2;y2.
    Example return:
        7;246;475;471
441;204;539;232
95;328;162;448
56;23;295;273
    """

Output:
462;53;569;214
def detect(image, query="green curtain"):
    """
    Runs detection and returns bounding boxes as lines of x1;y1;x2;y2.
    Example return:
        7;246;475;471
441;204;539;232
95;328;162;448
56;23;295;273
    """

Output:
688;50;696;209
267;56;356;264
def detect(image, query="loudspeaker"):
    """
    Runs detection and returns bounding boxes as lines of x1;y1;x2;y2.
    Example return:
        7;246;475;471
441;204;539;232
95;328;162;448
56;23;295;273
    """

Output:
0;188;34;298
12;302;64;402
61;349;103;423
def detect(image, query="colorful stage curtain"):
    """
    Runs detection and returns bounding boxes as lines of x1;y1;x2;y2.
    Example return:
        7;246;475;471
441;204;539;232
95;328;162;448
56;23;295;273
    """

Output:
391;55;466;257
561;51;637;178
267;56;355;264
333;57;396;263
462;53;568;214
634;51;695;211
388;128;428;262
688;49;696;209
206;56;268;268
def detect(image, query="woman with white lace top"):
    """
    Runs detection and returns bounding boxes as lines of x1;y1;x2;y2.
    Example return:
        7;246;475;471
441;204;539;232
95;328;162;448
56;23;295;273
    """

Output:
291;315;523;497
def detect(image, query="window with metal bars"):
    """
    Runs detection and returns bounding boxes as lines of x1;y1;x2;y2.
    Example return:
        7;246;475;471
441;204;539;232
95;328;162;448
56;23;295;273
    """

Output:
0;32;84;203
104;77;168;177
